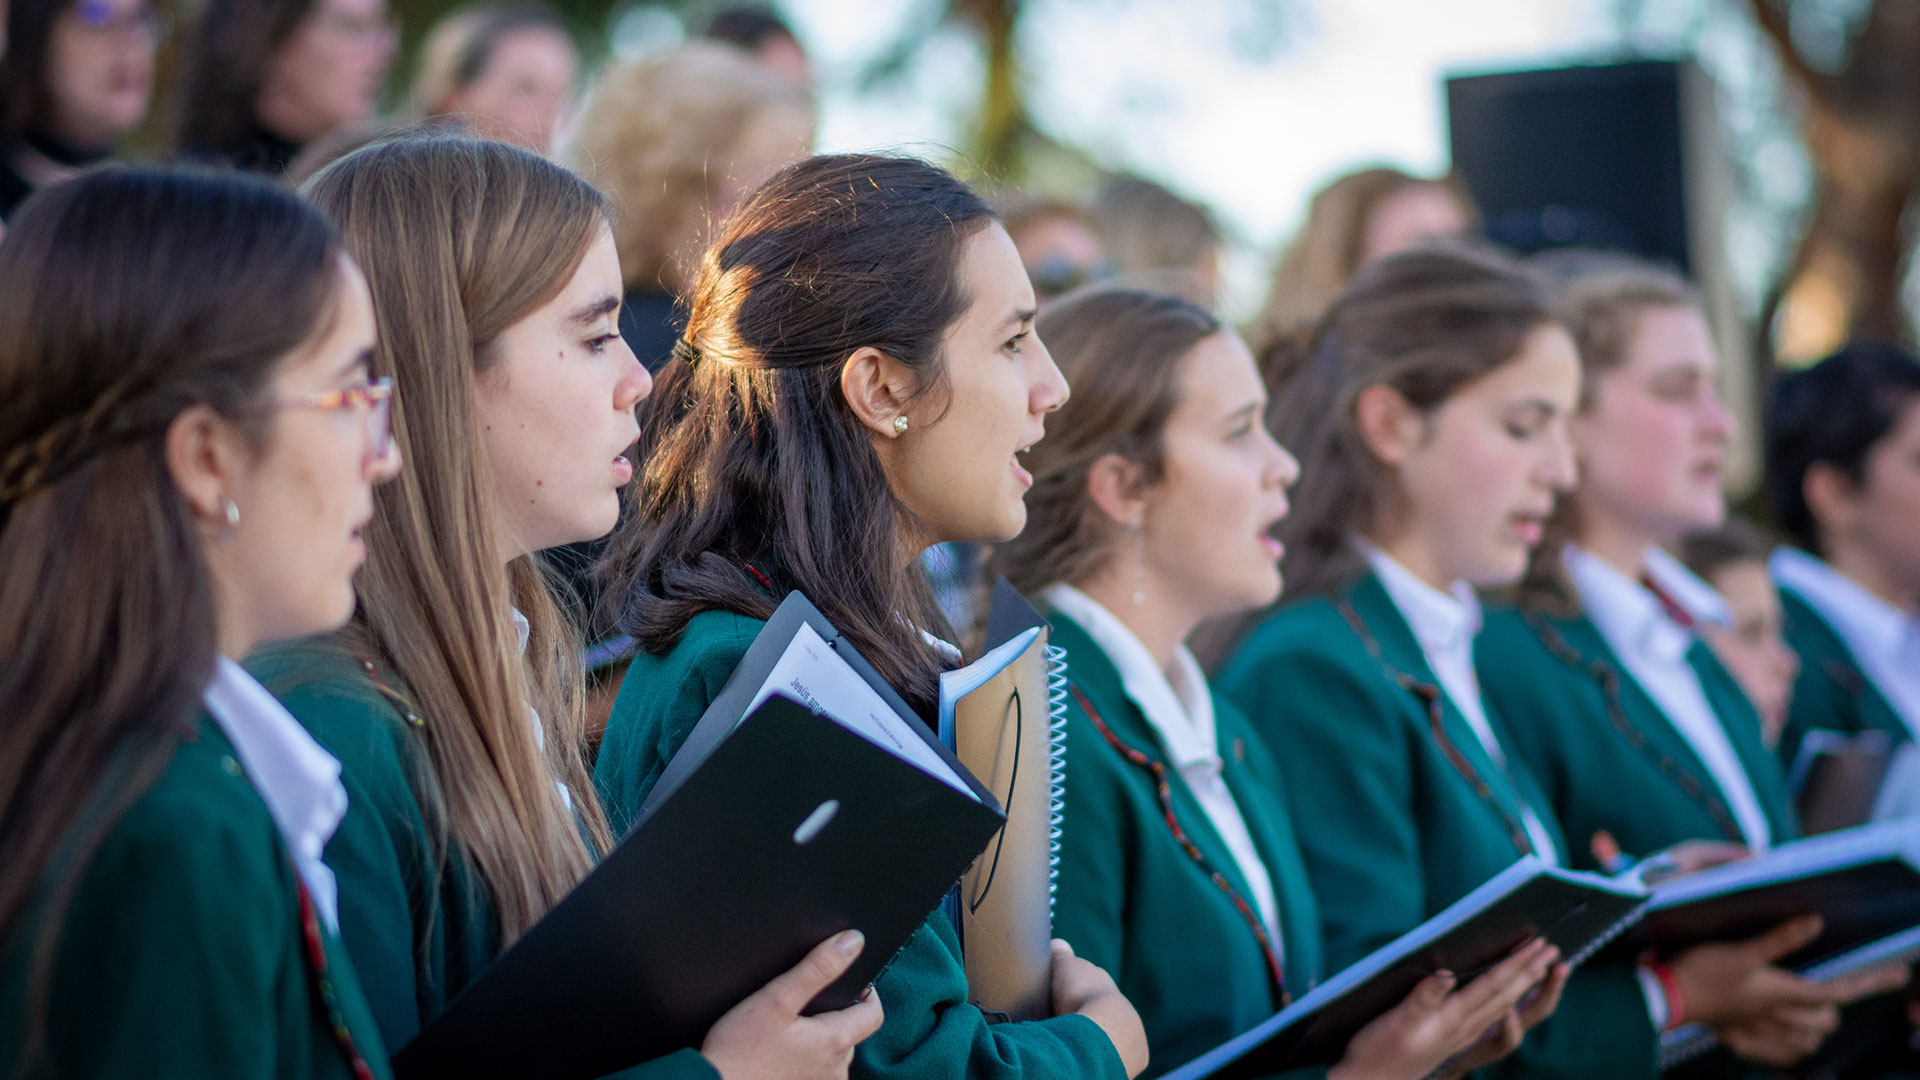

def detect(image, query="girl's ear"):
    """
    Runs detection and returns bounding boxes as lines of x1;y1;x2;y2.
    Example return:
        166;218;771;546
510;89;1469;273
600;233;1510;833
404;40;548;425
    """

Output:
840;346;917;439
1803;462;1862;540
1353;383;1424;467
164;403;248;538
1086;451;1151;528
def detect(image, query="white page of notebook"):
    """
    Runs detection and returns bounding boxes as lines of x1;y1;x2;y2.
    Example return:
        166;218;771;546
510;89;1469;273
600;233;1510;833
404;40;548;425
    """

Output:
936;626;1042;742
746;622;976;797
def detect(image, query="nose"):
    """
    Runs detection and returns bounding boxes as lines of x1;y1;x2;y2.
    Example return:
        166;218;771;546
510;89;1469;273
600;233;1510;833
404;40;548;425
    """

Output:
1267;430;1301;490
1699;387;1735;445
1028;332;1069;414
614;339;652;411
1542;421;1579;491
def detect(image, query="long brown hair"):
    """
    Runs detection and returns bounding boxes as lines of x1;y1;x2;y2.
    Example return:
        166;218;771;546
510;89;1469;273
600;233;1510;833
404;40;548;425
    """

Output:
0;168;343;1045
608;153;994;714
988;287;1222;596
300;135;611;945
1512;258;1699;614
1266;243;1563;601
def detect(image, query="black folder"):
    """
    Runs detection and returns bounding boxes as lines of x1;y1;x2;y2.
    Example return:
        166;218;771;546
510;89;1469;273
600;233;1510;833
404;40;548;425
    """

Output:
1162;857;1647;1080
394;593;1008;1080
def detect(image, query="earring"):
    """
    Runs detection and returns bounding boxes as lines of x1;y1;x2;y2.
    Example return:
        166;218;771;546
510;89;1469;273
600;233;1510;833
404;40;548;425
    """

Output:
219;496;240;541
1132;523;1147;606
892;415;910;436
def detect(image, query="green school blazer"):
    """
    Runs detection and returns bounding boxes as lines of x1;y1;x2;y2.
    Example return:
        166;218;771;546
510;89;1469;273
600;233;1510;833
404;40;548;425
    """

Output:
1474;605;1798;867
595;608;1128;1080
1776;587;1909;771
0;714;393;1080
248;632;717;1080
1218;572;1658;1080
1048;612;1323;1080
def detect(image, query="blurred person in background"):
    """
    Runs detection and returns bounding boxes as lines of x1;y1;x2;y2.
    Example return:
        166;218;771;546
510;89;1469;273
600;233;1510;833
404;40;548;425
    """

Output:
1092;174;1222;308
174;0;395;175
1765;341;1920;770
409;2;575;155
700;4;809;92
1002;195;1111;305
566;41;813;372
0;0;160;219
1676;519;1801;748
1252;166;1476;352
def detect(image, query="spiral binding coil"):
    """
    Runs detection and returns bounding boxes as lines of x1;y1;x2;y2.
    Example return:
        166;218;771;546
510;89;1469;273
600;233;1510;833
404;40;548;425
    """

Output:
1569;898;1651;969
1046;642;1069;914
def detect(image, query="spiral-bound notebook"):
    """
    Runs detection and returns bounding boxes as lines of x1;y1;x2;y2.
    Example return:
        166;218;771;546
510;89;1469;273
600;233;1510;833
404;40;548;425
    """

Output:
1160;857;1649;1080
937;579;1068;1021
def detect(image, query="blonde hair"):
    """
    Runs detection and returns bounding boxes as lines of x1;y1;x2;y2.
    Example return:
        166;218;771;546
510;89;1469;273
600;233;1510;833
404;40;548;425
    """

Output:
1252;166;1477;354
566;43;812;295
303;135;612;946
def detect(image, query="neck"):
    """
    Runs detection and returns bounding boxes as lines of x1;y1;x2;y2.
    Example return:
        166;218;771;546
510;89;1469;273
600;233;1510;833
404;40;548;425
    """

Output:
1823;535;1920;612
251;93;324;148
1576;504;1657;581
1073;566;1197;678
1368;530;1457;593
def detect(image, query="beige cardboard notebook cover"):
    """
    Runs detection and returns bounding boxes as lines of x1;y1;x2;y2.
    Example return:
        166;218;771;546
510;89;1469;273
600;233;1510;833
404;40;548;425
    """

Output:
942;580;1067;1020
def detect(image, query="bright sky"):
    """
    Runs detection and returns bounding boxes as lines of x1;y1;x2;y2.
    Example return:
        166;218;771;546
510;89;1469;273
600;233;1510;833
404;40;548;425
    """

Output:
781;0;1625;314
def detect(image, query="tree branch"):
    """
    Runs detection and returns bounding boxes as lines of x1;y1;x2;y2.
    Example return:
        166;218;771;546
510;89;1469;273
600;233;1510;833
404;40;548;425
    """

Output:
1745;0;1834;104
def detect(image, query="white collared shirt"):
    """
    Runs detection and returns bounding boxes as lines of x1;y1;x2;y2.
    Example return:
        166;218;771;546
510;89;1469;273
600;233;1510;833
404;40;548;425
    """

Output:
1567;546;1772;850
1045;584;1284;946
1362;546;1563;865
1772;546;1920;741
512;608;573;814
203;656;349;933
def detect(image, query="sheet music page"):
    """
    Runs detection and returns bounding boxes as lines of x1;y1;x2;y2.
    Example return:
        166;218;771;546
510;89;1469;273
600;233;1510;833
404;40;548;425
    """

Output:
747;622;975;796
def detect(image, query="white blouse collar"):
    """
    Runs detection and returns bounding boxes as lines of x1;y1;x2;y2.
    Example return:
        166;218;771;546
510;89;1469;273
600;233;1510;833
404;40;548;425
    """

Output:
1043;584;1218;771
203;656;348;933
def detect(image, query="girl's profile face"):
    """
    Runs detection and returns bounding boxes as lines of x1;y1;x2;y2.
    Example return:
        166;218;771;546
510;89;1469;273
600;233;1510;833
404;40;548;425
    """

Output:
885;222;1068;547
475;225;650;558
1135;329;1298;621
1572;304;1733;547
215;257;400;646
1698;557;1798;746
1385;323;1581;587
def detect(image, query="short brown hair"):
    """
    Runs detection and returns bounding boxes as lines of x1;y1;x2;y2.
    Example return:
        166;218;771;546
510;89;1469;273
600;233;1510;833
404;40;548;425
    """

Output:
987;288;1223;597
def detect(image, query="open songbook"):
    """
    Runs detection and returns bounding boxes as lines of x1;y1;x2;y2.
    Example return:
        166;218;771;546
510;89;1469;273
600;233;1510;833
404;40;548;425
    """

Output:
1161;857;1649;1080
394;591;1006;1080
1608;820;1920;1068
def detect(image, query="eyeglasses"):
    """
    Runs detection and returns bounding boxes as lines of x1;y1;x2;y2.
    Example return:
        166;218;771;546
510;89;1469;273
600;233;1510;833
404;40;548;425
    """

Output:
315;12;399;42
72;0;168;42
249;376;396;465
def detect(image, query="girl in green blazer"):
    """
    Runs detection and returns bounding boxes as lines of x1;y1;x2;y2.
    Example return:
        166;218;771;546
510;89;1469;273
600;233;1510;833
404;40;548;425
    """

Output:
248;138;880;1080
1218;245;1858;1080
1761;341;1920;773
985;286;1564;1079
595;154;1149;1080
1474;259;1909;1070
0;171;399;1077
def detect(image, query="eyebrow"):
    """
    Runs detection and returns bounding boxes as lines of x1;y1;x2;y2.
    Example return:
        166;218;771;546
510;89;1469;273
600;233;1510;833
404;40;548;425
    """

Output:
1001;307;1038;333
570;295;621;326
1225;402;1263;423
333;346;374;381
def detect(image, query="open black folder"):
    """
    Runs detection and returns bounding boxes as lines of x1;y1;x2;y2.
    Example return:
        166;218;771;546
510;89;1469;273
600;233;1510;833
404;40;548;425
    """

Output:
1160;857;1647;1080
393;592;1008;1080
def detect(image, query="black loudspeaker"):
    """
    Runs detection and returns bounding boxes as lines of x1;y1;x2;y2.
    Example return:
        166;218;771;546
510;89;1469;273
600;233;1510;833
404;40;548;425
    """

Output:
1446;58;1760;492
1445;59;1711;273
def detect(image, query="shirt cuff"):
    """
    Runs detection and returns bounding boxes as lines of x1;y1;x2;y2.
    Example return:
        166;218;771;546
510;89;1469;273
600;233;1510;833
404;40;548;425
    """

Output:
1635;963;1670;1031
